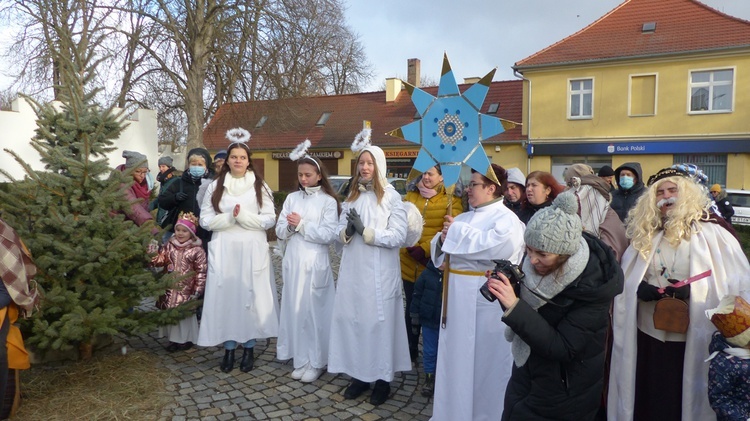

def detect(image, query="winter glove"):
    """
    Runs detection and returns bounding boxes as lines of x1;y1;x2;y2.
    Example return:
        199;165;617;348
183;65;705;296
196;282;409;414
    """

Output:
664;278;690;300
347;209;365;235
345;219;356;237
407;246;429;267
636;281;663;302
410;315;421;336
175;192;189;202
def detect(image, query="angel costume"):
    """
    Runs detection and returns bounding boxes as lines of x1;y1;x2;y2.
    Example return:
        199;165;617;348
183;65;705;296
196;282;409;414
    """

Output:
197;171;279;346
429;198;525;421
275;187;338;371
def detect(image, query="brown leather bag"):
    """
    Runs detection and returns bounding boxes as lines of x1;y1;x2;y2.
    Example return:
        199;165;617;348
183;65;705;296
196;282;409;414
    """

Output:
653;297;689;334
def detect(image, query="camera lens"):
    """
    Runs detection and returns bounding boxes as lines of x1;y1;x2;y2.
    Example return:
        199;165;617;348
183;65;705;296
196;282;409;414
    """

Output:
479;281;496;302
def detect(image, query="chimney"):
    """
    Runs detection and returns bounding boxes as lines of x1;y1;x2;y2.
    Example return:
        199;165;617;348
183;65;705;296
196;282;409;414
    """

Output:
385;78;402;102
407;58;421;87
464;77;481;84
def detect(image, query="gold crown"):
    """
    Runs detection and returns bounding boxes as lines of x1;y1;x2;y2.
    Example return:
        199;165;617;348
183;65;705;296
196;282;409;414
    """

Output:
711;296;750;342
177;212;198;225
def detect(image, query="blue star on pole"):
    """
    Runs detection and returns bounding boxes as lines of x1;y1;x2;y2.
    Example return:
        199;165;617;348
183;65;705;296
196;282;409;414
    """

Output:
387;53;514;188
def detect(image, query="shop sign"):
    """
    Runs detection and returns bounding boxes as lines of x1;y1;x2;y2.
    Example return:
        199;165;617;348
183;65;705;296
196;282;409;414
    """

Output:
272;151;343;159
384;150;418;158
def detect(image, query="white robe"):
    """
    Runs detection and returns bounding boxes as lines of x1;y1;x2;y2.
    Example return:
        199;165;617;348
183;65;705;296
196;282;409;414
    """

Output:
608;222;750;421
197;172;279;346
429;199;525;421
275;189;338;369
328;186;412;382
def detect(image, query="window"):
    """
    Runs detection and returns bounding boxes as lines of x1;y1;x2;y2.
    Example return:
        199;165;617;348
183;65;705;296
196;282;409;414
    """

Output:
630;74;657;116
673;154;726;186
316;112;332;126
569;78;593;119
487;103;499;114
689;69;733;113
255;115;267;128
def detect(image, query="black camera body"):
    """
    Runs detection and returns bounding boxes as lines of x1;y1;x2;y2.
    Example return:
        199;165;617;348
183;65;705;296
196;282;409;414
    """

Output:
479;259;525;304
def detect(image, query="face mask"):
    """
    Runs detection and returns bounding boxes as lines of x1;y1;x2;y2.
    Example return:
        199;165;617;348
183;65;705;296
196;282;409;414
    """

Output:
619;175;634;190
188;166;206;177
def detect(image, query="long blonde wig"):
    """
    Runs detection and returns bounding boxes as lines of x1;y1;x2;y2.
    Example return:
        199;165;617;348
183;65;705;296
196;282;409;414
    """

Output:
625;176;711;259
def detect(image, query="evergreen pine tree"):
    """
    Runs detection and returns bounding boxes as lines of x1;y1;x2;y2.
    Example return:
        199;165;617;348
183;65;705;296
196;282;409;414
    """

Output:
0;18;195;360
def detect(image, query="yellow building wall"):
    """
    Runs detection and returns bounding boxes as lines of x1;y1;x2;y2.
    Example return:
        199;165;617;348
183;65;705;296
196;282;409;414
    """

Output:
526;53;750;140
727;153;750;189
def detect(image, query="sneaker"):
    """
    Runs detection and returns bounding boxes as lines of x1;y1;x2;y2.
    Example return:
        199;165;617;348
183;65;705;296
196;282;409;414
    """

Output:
291;363;309;380
343;378;370;399
300;366;324;383
370;380;390;406
421;373;435;397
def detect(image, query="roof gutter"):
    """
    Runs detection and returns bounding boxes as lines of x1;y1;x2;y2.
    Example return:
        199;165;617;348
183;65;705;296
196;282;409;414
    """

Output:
513;68;532;175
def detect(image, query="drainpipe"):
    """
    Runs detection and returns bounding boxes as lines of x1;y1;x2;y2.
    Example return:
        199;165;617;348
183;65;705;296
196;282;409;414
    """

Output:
513;68;531;175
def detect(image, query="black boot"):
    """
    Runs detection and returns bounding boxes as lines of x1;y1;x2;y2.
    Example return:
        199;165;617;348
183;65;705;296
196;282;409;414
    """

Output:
370;379;391;405
239;347;254;372
220;349;235;373
421;373;435;397
343;378;370;399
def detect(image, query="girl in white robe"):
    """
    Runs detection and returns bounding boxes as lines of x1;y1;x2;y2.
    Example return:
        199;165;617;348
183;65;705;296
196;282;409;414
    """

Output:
276;154;340;383
328;144;411;406
429;166;525;421
198;140;279;374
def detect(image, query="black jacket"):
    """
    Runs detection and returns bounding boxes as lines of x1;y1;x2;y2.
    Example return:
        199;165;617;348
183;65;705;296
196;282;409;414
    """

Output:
518;199;552;224
501;233;624;421
409;261;443;330
713;192;735;223
611;162;646;222
503;198;523;219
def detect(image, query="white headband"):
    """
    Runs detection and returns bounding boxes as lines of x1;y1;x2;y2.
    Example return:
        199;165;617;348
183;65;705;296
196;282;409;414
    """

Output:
290;139;320;171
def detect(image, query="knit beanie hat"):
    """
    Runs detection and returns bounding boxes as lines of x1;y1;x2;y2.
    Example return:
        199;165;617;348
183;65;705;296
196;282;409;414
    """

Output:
598;165;615;177
524;192;582;255
710;184;722;193
506;167;526;187
122;150;148;169
175;212;198;238
214;150;228;161
158;156;173;167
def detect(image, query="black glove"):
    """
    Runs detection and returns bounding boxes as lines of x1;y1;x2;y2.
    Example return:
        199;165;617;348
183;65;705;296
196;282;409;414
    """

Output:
664;279;690;300
407;246;429;267
345;219;356;237
636;281;663;302
410;315;421;336
175;192;189;202
347;209;365;235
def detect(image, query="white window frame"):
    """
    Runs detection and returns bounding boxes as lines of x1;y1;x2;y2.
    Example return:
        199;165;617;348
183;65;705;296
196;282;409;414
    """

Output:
568;77;594;120
628;72;658;117
687;67;735;114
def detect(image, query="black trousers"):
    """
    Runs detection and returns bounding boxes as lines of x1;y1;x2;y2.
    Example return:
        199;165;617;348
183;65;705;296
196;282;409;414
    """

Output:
403;280;420;358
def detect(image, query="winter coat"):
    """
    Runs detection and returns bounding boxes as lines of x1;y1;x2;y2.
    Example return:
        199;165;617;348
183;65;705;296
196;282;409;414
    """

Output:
517;199;552;224
151;236;207;309
399;187;463;282
713;190;735;223
158;171;213;242
116;164;153;227
611;162;646;222
501;233;624;421
409;261;443;330
707;331;750;421
504;198;523;219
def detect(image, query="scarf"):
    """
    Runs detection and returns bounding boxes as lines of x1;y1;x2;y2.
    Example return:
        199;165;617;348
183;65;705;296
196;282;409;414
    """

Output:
0;219;40;316
505;237;589;366
223;171;256;196
568;176;610;237
131;178;151;201
358;179;374;192
417;180;439;199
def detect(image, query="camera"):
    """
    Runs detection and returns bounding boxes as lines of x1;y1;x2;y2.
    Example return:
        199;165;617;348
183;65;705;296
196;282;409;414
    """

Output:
479;259;525;304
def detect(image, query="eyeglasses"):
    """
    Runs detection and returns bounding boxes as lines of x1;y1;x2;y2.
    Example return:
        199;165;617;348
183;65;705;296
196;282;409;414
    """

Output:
467;182;487;190
133;169;149;175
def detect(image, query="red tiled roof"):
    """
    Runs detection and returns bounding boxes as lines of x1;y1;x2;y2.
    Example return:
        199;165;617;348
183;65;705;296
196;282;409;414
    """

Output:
203;80;525;152
515;0;750;69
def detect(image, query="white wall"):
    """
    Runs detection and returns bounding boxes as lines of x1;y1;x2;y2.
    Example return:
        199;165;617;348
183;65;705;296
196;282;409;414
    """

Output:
0;97;159;181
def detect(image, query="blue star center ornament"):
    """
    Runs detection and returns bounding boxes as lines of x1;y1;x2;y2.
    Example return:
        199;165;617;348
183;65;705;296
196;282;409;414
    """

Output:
387;53;516;188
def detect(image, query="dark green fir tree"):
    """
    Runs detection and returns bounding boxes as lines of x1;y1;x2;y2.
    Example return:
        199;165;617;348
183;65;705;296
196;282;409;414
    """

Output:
0;28;195;360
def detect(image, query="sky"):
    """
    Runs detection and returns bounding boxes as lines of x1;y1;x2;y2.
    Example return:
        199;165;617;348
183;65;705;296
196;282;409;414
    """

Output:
344;0;750;92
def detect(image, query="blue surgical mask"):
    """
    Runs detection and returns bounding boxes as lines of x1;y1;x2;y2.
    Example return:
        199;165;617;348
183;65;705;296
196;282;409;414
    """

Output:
619;175;634;190
188;166;206;177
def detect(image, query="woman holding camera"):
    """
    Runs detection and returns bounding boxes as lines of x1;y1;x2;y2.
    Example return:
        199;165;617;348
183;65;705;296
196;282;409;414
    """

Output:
487;192;623;421
429;164;525;421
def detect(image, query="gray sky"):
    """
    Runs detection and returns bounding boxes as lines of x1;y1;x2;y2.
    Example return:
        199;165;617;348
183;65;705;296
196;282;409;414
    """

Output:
344;0;750;91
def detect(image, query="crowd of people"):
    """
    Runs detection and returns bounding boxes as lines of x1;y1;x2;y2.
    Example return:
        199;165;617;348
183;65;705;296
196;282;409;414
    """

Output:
7;135;746;420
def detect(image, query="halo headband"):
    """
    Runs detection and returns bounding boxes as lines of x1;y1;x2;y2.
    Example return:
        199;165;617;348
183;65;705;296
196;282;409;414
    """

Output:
225;127;251;146
289;139;320;171
351;128;372;153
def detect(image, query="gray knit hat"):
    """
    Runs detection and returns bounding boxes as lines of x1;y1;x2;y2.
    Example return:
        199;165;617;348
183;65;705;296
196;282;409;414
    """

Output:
524;192;582;255
122;150;148;169
506;167;526;187
158;156;173;167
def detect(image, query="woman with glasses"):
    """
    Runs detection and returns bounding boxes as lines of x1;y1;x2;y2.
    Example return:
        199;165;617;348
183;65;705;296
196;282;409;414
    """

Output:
486;192;623;421
429;164;525;421
117;150;155;227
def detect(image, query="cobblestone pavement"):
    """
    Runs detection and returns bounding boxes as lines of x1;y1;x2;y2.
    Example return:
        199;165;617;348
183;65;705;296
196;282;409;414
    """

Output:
123;243;434;421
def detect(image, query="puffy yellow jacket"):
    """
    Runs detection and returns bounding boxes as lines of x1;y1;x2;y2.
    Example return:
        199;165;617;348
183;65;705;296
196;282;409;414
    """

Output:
400;186;464;282
0;304;30;370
